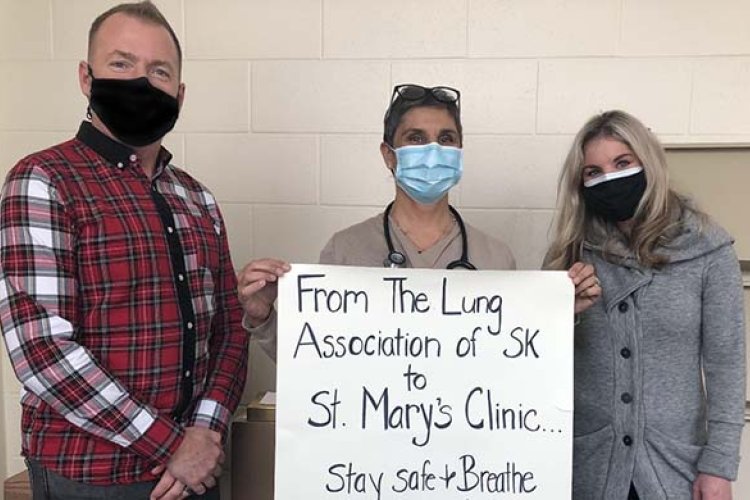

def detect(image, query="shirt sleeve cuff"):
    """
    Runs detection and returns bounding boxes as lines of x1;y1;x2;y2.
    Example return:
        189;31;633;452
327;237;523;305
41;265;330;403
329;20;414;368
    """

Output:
187;398;233;439
697;445;741;480
127;412;185;465
697;420;743;480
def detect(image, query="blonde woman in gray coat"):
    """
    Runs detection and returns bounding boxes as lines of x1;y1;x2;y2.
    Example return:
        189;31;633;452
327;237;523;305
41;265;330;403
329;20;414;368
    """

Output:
546;110;746;500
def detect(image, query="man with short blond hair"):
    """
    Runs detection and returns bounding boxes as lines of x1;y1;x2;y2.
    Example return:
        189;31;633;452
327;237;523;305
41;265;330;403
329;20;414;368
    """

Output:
0;2;247;499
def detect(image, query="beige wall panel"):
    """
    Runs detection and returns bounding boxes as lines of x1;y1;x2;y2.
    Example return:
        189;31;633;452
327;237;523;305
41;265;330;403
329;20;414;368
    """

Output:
390;59;465;90
252;205;379;264
243;343;276;405
0;132;72;178
185;0;321;59
186;133;318;205
52;0;183;60
1;346;22;484
0;62;85;131
176;62;249;133
538;58;692;134
6;457;24;479
217;203;252;272
161;133;185;171
0;351;18;396
320;135;393;206
252;61;389;133
667;148;750;261
323;0;466;59
0;0;51;60
469;0;618;57
462;59;537;134
460;209;555;270
2;393;21;474
391;60;538;134
461;135;572;209
621;0;750;56
691;58;750;135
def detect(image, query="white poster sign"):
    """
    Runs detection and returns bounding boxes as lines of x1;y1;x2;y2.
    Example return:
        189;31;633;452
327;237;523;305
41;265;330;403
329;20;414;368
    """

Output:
276;264;573;499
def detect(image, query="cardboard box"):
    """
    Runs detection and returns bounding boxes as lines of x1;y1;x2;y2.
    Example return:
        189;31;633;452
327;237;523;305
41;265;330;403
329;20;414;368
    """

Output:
231;402;275;500
4;470;31;500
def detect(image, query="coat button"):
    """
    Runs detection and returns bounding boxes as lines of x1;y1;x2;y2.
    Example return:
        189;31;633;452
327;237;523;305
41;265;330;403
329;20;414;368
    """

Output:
621;392;633;404
620;347;631;358
622;435;633;446
618;301;629;313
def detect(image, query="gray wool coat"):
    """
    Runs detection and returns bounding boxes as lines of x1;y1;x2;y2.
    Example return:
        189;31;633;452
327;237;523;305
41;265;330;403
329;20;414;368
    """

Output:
573;210;746;499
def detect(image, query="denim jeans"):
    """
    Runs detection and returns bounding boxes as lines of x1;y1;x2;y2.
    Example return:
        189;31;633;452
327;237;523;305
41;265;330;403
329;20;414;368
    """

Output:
26;459;220;500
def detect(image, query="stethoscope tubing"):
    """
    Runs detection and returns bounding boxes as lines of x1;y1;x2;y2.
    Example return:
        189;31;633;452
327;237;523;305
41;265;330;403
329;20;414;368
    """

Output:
382;201;476;270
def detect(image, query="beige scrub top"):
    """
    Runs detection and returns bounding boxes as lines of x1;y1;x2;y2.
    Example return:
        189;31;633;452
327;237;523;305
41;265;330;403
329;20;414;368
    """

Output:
246;212;516;361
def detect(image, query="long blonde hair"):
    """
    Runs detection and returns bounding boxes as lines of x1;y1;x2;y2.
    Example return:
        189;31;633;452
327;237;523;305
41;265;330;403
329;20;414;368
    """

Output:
546;110;689;270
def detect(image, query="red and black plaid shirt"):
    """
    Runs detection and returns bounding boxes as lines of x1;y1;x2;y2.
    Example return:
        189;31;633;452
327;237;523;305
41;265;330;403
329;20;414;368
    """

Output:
0;122;248;484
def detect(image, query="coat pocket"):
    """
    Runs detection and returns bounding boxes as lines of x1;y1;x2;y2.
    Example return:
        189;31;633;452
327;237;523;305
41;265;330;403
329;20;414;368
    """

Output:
573;424;614;500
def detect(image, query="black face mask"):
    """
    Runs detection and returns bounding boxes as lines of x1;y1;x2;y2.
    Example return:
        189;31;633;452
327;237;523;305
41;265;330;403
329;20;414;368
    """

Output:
88;70;179;147
581;169;647;222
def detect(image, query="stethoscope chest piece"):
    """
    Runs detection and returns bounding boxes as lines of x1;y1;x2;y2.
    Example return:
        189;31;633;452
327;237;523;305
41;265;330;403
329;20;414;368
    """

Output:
384;251;406;268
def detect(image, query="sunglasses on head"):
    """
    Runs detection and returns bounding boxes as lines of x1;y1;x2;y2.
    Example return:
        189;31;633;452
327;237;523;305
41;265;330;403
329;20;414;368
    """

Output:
384;84;461;128
390;84;461;107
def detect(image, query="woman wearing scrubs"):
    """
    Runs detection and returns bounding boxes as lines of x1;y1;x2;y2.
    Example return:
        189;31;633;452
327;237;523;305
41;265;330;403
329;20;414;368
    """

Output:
240;84;600;358
545;110;745;500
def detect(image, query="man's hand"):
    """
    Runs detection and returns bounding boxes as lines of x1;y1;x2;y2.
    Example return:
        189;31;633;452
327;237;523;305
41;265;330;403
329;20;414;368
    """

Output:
150;461;223;500
567;262;601;314
693;473;732;500
149;467;189;500
237;258;291;327
164;427;224;495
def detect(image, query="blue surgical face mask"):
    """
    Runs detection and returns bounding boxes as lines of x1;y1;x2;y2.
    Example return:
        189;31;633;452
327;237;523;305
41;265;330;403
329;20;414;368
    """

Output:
392;142;463;205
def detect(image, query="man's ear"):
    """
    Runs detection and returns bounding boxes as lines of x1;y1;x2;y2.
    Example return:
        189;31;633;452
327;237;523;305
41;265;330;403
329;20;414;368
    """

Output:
78;61;92;99
380;142;396;173
177;82;186;111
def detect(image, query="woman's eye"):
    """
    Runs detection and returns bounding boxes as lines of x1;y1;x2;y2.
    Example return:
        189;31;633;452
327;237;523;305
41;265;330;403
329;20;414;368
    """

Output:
439;135;457;145
408;134;425;144
615;159;632;169
583;168;601;179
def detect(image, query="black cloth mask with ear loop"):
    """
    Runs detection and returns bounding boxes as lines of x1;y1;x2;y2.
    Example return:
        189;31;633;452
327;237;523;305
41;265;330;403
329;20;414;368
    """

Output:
87;66;180;147
382;201;477;270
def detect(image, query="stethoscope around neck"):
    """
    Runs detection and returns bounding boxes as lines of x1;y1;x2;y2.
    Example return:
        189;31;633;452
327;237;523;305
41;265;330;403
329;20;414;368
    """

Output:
382;201;477;270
